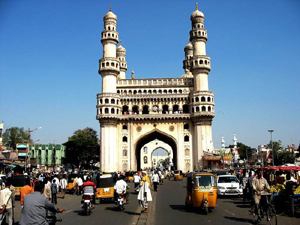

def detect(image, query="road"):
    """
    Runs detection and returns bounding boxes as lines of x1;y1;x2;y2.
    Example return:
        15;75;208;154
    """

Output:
11;179;300;225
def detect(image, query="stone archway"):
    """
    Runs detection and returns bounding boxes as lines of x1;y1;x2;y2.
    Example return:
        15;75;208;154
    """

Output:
134;129;177;171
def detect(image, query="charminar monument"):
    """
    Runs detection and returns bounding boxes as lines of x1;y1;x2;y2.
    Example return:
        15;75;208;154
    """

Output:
97;4;215;172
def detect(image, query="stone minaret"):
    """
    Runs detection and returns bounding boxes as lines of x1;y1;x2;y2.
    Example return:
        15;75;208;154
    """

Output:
97;6;120;172
221;136;225;149
117;41;127;79
190;3;215;169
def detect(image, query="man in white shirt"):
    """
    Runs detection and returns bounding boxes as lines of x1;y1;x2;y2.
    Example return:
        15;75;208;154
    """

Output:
60;175;68;199
133;173;141;190
114;176;128;204
77;177;83;195
152;171;160;192
0;180;13;225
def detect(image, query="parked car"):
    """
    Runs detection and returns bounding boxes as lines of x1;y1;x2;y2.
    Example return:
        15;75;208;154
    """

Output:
216;175;242;196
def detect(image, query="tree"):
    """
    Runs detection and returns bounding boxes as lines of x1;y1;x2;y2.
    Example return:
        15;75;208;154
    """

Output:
266;140;282;165
276;151;295;165
2;127;30;150
228;142;252;160
64;127;100;168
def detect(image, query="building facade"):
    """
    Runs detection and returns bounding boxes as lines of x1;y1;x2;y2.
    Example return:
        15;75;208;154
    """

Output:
97;5;215;172
28;144;66;169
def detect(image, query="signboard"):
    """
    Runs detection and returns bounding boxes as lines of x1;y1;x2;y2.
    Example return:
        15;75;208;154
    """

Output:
18;153;27;156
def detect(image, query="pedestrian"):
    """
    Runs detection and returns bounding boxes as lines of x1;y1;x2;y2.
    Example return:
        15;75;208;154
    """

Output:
51;179;58;204
19;181;64;225
241;169;248;202
43;177;52;201
138;171;152;213
52;176;60;192
133;173;141;191
20;177;34;207
77;176;83;195
0;179;13;225
152;171;160;192
60;175;67;199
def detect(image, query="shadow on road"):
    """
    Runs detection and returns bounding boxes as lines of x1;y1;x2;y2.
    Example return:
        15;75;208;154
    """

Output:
224;216;255;224
73;210;91;216
104;206;140;216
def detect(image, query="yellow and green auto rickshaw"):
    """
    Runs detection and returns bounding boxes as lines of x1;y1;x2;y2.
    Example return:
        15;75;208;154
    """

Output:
66;174;78;193
174;170;183;181
11;175;31;199
185;172;217;214
95;173;117;204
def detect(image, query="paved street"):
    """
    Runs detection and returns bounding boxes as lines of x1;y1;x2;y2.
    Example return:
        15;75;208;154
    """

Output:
11;179;300;225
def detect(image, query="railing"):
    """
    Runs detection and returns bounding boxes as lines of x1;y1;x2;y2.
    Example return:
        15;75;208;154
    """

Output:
117;78;193;87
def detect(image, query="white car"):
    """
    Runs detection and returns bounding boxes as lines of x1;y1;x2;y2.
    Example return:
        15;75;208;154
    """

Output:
217;175;242;196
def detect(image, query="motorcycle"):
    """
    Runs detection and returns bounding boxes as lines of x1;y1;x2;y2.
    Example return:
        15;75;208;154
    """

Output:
46;210;62;225
82;195;93;215
117;193;126;211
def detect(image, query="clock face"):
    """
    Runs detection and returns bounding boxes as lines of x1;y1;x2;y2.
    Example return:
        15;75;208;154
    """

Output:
153;106;158;112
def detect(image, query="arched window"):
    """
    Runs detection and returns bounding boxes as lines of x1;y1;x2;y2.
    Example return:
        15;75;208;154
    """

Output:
132;105;139;114
162;105;169;114
195;97;199;102
201;97;205;102
105;98;109;104
123;149;127;157
184;123;189;130
111;108;115;114
184;135;189;142
153;90;157;94
183;104;189;113
207;97;211;102
173;105;179;114
144;156;148;164
202;106;206;111
122;125;128;130
122;105;129;115
185;149;190;156
142;105;149;114
158;90;162;94
196;106;200;112
105;108;109;114
144;147;148;153
208;106;211;112
122;136;128;142
138;90;142;94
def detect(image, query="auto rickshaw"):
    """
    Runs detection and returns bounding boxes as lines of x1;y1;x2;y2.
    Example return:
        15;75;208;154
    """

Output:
185;172;217;214
66;174;78;193
95;173;117;204
174;170;183;181
125;171;135;182
11;175;31;199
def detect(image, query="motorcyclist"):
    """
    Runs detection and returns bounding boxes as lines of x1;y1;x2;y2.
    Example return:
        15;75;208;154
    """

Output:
82;176;96;208
114;175;128;204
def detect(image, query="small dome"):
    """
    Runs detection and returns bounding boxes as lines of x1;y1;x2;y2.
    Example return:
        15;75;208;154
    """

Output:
104;7;117;20
184;42;193;50
190;3;204;21
181;69;193;78
117;44;126;53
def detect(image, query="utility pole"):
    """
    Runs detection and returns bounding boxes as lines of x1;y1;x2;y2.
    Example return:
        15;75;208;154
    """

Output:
268;130;274;166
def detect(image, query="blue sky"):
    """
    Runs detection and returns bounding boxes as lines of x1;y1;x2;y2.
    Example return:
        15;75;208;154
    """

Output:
1;0;299;150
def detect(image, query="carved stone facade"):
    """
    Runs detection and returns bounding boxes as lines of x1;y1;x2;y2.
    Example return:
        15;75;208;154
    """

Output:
97;5;215;172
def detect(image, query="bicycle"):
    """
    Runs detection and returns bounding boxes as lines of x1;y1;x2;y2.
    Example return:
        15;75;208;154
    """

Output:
271;193;294;217
251;193;277;225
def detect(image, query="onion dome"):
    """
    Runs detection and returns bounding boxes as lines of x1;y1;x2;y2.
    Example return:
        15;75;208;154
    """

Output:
191;3;204;20
117;42;126;53
104;5;117;20
184;42;193;51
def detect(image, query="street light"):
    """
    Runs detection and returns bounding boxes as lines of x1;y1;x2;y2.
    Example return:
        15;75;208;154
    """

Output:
26;127;42;171
268;130;274;166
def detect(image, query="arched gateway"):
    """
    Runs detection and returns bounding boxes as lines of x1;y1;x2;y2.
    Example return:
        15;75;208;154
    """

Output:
97;5;215;173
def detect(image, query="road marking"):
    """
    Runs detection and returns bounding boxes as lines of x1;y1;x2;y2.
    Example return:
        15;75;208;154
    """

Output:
64;209;72;214
225;209;235;216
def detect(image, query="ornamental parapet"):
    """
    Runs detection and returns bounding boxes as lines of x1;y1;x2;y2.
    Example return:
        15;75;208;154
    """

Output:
191;111;215;118
118;113;191;121
117;78;193;87
101;30;119;44
189;29;208;41
190;56;211;72
99;58;120;74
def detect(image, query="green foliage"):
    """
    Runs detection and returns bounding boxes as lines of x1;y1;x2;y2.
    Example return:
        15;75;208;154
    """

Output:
229;142;252;160
276;151;295;165
64;127;100;168
266;140;282;165
2;127;29;150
